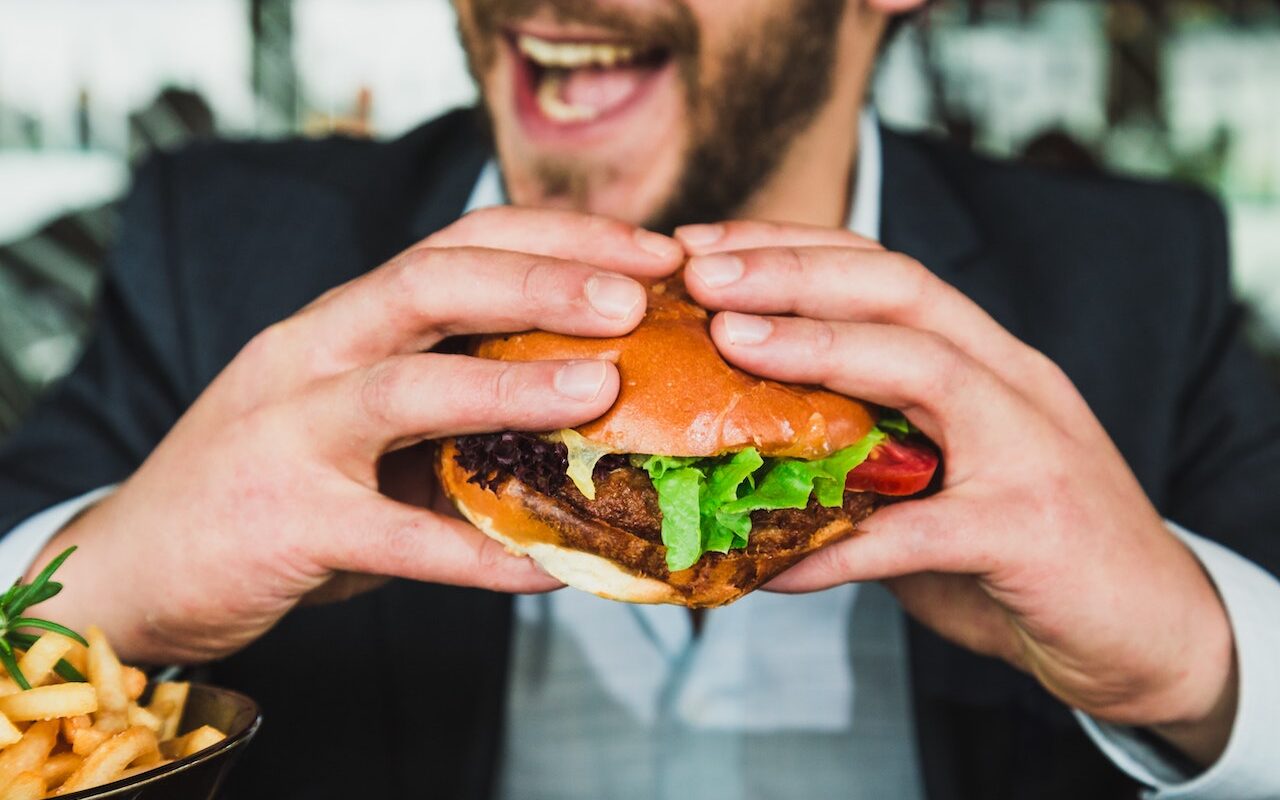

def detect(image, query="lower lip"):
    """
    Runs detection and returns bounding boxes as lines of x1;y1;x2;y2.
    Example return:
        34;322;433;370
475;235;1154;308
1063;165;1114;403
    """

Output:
509;37;676;145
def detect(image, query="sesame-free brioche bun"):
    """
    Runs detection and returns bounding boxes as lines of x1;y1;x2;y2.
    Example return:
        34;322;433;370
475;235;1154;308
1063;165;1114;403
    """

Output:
474;279;876;459
436;276;882;607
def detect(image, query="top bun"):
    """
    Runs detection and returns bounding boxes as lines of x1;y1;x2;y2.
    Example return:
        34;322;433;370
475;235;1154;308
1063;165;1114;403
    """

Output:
474;276;875;459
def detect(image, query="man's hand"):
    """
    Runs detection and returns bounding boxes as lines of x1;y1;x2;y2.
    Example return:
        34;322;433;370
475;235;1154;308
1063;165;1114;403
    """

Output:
31;208;683;665
677;220;1237;766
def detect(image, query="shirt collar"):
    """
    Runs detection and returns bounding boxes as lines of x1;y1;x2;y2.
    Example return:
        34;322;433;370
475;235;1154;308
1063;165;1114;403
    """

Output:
464;108;883;241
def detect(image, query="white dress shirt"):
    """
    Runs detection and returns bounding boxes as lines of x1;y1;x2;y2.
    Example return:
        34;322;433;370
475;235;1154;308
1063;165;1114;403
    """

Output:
4;109;1279;798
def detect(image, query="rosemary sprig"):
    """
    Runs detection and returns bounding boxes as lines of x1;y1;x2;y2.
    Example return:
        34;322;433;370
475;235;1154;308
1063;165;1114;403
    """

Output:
0;546;88;689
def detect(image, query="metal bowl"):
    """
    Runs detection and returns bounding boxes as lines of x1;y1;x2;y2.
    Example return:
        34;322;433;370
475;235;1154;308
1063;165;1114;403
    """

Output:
58;683;262;800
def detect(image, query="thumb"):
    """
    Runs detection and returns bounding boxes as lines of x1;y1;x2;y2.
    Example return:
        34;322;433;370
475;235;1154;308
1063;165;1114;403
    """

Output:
316;492;563;594
765;496;990;592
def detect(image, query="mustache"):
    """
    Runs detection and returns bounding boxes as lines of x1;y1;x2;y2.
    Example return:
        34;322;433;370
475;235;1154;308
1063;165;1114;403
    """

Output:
468;0;698;53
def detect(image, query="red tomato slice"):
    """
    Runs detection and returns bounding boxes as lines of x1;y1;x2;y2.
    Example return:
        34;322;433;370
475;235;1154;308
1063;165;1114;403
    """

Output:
846;438;939;496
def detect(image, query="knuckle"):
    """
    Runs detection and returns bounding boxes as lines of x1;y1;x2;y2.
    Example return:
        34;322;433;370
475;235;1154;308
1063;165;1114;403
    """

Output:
359;359;410;427
374;514;427;567
712;220;760;243
239;321;292;366
1029;349;1074;393
810;319;839;354
448;205;507;237
472;533;513;576
392;248;457;328
920;331;966;393
464;204;508;224
390;248;437;297
482;361;528;410
809;320;844;377
583;212;630;239
776;246;808;284
518;256;568;307
889;254;933;315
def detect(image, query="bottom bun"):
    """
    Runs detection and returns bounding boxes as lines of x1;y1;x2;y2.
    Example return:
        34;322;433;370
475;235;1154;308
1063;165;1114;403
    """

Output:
437;440;878;607
463;509;684;605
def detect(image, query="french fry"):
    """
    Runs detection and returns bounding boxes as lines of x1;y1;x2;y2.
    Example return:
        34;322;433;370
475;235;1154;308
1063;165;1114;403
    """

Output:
0;713;20;749
122;667;147;702
93;711;127;736
0;554;235;793
126;703;161;733
116;758;172;781
181;725;226;757
71;727;107;757
59;641;87;678
56;726;158;795
86;627;128;730
0;631;228;795
128;742;165;770
0;721;57;789
146;682;189;742
0;685;96;722
0;770;44;800
59;715;89;745
15;633;73;690
39;752;81;790
158;725;225;760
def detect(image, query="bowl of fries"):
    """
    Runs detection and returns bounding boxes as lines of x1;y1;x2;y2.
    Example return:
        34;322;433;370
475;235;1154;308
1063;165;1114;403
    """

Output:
0;549;262;799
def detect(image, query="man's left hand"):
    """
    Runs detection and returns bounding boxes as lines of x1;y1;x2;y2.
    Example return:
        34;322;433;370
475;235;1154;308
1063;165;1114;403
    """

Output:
677;220;1237;766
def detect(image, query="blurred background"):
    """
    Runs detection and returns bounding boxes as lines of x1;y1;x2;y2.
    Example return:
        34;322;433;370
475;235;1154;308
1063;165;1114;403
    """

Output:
1;0;1278;433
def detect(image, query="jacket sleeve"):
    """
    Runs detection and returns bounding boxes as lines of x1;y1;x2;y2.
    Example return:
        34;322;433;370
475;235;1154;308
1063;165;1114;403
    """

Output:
0;155;191;536
1163;193;1280;580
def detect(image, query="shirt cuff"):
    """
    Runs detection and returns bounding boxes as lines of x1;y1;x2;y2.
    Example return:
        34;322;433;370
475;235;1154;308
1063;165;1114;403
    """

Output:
1076;521;1280;799
0;487;117;587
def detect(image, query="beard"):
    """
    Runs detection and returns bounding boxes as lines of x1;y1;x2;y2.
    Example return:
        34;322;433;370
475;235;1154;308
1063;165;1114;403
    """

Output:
457;0;847;233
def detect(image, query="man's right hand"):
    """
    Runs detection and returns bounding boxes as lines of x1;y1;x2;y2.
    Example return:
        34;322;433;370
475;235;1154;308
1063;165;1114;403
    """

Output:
28;207;684;664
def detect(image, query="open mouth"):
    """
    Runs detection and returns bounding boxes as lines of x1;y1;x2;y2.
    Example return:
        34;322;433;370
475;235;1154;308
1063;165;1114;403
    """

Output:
509;31;675;131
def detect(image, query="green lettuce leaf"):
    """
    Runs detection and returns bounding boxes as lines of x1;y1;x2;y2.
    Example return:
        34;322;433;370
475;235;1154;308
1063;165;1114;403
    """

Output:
706;448;763;505
637;427;889;573
720;428;886;516
647;465;703;572
638;454;702;479
702;449;763;553
876;411;916;436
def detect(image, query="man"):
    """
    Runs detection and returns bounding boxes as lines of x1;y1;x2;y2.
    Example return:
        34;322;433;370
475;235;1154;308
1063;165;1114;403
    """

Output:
0;0;1277;797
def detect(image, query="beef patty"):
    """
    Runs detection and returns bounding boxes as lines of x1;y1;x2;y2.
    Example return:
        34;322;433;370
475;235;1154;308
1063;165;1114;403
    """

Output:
452;432;880;558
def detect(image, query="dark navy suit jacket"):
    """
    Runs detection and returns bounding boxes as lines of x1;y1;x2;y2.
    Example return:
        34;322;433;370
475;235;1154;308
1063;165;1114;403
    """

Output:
2;109;1278;799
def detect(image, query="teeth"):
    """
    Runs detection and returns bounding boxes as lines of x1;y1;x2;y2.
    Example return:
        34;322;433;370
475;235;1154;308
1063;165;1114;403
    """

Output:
535;73;599;123
517;34;638;69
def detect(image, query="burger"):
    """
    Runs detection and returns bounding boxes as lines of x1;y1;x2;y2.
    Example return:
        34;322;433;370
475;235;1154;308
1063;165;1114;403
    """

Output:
437;278;938;607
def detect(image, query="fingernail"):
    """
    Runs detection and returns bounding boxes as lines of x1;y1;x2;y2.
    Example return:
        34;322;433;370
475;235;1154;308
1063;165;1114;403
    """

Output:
689;253;744;289
585;273;643;320
721;312;773;346
633;228;682;260
675;223;724;248
555;360;608;402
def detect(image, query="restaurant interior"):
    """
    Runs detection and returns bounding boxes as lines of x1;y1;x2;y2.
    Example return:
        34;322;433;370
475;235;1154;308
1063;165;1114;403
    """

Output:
2;0;1278;428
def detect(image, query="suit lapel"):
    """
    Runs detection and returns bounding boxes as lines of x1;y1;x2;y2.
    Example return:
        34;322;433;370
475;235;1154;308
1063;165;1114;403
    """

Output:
878;127;1028;345
404;108;493;245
